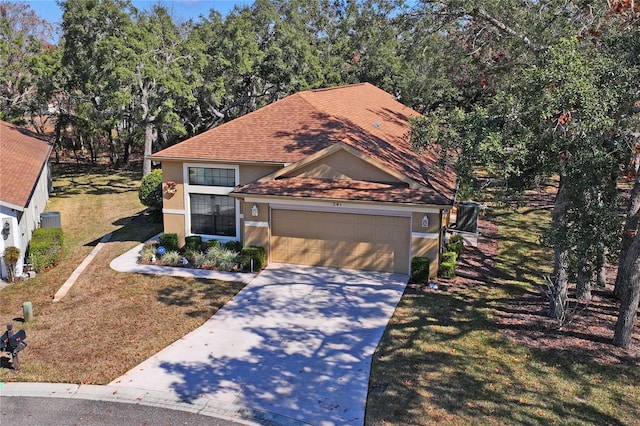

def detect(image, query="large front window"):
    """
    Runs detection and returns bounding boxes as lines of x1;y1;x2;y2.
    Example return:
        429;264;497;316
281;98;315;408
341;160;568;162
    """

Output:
190;194;236;236
186;166;238;238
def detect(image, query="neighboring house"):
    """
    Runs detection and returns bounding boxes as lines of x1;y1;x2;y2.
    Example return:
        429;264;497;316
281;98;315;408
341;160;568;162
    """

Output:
0;120;53;279
150;83;457;276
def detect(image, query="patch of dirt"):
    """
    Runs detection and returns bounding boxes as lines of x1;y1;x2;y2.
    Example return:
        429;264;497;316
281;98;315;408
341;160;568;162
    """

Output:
407;212;640;366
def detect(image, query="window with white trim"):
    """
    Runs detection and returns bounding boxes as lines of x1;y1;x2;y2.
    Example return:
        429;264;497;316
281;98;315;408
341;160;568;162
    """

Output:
189;167;235;187
186;166;238;238
190;194;236;236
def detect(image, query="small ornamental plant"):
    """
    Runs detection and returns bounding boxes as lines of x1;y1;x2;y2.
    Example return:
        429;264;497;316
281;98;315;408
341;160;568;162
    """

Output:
164;181;177;195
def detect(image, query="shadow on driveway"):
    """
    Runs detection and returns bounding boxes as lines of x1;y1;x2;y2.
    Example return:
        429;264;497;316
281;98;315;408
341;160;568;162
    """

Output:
110;264;408;426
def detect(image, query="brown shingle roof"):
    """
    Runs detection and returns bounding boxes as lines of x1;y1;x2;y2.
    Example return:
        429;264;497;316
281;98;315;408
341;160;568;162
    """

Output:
0;120;52;209
232;177;451;205
151;83;457;204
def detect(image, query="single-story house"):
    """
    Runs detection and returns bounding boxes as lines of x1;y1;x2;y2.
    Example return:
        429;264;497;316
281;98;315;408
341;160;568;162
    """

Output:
0;120;53;279
149;83;457;276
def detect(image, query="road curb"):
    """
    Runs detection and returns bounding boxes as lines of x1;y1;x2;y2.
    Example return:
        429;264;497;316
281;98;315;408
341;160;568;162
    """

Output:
0;382;310;426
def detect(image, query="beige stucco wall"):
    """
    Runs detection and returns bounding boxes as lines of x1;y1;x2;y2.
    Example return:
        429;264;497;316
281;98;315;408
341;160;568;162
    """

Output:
242;201;269;222
290;149;400;182
244;225;269;251
411;211;444;278
241;200;270;257
411;237;440;278
239;164;282;185
159;159;449;276
411;212;441;234
163;213;186;247
161;162;185;210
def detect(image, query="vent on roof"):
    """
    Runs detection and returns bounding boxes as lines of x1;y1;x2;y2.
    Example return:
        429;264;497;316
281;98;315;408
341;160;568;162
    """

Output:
373;121;381;128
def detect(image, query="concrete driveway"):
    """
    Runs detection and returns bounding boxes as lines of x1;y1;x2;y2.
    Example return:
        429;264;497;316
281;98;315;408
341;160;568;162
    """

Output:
109;263;408;425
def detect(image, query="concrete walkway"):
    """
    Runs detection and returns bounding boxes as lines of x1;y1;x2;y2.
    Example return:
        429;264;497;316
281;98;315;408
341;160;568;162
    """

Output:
109;263;409;425
53;233;113;301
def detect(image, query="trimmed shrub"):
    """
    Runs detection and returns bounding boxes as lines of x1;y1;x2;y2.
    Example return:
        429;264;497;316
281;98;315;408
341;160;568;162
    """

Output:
439;261;456;279
441;251;458;264
185;235;202;253
446;235;464;256
410;257;431;283
205;239;221;250
240;246;266;272
28;228;63;272
450;234;464;243
138;169;163;210
161;250;182;266
158;233;179;251
3;246;21;282
224;240;242;253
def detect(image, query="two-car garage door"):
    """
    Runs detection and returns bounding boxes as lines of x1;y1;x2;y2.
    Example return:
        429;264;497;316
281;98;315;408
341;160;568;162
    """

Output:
271;209;410;274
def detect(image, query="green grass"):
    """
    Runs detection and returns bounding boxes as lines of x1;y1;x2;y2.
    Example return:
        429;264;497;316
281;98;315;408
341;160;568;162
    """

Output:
493;204;553;286
366;200;640;425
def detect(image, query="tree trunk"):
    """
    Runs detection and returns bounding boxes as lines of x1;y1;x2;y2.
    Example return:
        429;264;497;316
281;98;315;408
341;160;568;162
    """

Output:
123;138;130;165
615;173;640;298
139;81;156;177
549;172;570;319
143;122;153;176
576;255;592;301
88;135;97;164
108;130;119;168
596;241;607;288
612;233;640;349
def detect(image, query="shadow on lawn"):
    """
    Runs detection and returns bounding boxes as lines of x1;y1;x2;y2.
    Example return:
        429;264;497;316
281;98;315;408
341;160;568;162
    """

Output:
367;281;637;425
82;210;162;247
51;163;141;199
156;279;245;320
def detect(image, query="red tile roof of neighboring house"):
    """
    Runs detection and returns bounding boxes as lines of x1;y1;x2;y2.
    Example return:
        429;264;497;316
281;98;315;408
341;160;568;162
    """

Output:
0;120;52;209
151;83;457;203
232;177;451;205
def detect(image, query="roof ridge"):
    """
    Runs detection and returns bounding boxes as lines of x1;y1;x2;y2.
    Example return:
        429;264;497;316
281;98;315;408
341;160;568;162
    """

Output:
309;82;369;93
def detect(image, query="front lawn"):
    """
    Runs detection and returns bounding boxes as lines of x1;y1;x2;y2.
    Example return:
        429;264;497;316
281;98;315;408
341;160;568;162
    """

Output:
0;163;244;383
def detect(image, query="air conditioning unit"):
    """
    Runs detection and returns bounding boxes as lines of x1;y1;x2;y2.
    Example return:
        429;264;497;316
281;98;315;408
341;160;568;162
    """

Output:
40;212;61;228
455;202;479;234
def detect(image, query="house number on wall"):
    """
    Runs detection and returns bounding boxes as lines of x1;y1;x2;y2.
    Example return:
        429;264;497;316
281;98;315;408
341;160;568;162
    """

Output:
332;202;342;207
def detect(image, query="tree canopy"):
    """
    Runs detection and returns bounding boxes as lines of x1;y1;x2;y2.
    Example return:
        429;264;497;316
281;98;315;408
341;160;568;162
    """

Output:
2;0;639;349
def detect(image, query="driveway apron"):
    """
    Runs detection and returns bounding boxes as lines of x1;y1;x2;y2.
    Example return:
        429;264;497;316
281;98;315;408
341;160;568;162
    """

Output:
109;263;408;425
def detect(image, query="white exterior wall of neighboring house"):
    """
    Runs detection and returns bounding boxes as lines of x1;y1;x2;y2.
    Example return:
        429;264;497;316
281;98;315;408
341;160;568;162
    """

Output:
0;161;51;280
0;211;21;279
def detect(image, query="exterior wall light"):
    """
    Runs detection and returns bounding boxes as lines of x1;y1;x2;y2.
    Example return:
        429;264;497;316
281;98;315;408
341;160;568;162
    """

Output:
421;214;429;228
2;219;10;240
251;204;259;217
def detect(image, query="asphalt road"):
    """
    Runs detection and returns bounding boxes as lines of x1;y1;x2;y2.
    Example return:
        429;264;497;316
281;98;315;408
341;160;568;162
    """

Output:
0;396;240;426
